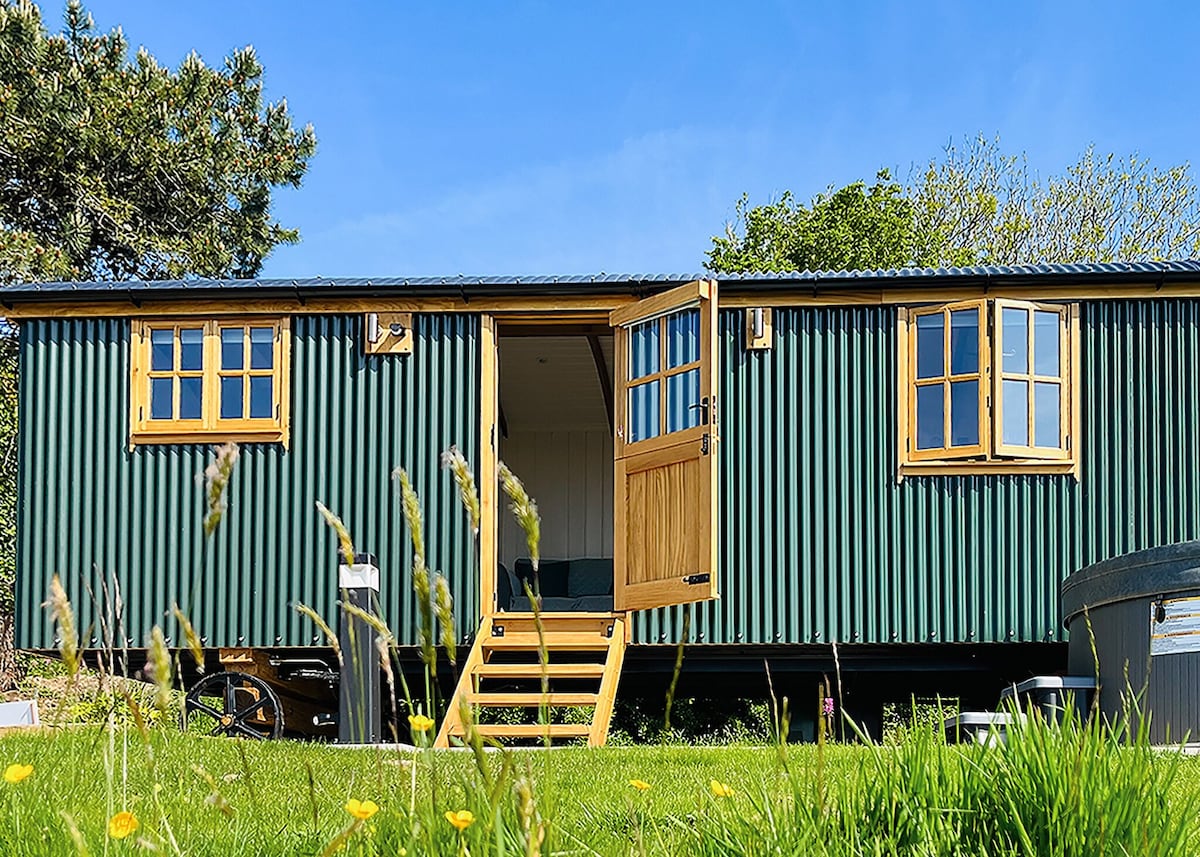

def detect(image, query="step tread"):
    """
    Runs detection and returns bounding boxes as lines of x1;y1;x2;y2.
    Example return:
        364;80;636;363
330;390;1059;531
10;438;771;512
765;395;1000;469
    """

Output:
481;632;612;650
474;662;607;678
451;723;592;738
465;692;599;707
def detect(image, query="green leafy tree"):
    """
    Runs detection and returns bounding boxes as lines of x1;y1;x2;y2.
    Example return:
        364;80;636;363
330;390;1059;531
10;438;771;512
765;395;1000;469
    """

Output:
0;0;316;684
710;135;1200;273
0;0;316;282
708;170;919;273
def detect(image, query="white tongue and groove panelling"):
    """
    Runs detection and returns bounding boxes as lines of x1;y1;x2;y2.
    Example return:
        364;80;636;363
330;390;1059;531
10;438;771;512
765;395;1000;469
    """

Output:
498;429;614;569
496;334;614;569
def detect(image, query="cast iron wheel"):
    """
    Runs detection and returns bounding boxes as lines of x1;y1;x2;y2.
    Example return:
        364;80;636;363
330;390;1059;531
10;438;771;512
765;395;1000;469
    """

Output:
182;671;284;739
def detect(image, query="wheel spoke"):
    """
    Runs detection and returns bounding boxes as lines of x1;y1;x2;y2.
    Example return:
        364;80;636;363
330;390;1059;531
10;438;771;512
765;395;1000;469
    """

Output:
231;721;268;740
181;671;283;740
232;696;272;725
186;700;224;721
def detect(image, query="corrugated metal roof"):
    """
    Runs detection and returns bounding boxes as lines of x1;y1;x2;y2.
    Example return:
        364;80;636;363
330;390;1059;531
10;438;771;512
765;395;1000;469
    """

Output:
4;260;1200;300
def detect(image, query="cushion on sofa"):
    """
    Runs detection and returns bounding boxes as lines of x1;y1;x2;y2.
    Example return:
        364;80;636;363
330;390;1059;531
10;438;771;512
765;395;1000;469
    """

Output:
567;558;614;598
512;558;569;598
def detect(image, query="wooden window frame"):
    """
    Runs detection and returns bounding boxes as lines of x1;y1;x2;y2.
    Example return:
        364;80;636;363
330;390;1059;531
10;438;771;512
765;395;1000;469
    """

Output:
897;300;1079;479
904;299;990;463
130;317;291;446
614;300;709;459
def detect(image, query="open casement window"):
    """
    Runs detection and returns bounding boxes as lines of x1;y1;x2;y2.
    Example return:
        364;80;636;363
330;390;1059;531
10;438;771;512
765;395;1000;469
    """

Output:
906;300;990;462
992;300;1071;460
610;280;719;612
898;299;1078;475
130;318;291;445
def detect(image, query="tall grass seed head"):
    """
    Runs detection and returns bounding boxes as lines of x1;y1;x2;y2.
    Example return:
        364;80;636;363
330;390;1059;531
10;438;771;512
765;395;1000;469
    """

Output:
172;603;205;673
146;625;173;714
294;602;343;666
315;500;356;567
498;462;541;569
393;467;426;567
199;442;239;536
44;574;80;678
434;573;456;663
441;445;481;535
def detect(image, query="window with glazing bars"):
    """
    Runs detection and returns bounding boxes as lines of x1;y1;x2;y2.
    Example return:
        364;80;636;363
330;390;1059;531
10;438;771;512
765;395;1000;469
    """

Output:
900;299;1075;468
130;318;290;444
625;307;703;444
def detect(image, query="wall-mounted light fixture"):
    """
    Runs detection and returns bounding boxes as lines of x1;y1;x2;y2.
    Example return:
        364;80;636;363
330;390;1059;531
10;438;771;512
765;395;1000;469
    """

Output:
364;311;414;355
744;307;772;350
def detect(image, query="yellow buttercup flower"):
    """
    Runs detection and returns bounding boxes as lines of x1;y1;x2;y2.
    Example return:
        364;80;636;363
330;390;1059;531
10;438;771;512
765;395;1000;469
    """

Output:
345;799;379;820
709;779;734;798
408;713;435;733
629;779;651;791
108;811;139;839
445;809;475;831
3;763;33;784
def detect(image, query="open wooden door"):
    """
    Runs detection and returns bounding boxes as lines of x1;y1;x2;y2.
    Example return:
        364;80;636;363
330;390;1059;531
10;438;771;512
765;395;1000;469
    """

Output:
610;279;719;612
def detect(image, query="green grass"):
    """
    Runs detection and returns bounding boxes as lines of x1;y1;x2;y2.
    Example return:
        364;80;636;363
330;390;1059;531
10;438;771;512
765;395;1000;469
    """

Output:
1;716;1199;856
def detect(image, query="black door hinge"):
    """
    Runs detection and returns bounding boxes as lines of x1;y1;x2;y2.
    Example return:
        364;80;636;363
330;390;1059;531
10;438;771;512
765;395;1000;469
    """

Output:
683;573;711;585
701;433;710;455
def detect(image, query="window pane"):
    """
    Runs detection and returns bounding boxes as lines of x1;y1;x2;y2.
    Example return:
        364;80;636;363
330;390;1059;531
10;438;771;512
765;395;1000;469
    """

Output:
221;327;243;370
1002;307;1028;374
179;328;203;371
949;310;978;375
1034;382;1061;448
666;309;699;368
220;377;243;420
915;313;944;379
1034;311;1060;376
250;327;274;370
249;376;273;419
629;321;659;379
179;377;203;420
150;377;173;420
915;384;944;450
949;380;979;447
628;380;660;443
1003;379;1029;446
666;369;700;433
150;329;174;371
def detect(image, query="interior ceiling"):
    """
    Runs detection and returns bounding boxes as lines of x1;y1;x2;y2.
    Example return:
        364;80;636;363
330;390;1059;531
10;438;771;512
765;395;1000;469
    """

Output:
499;335;613;432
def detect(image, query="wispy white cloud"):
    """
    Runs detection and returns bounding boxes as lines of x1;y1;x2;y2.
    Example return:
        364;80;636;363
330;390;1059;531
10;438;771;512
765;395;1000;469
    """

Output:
281;124;778;276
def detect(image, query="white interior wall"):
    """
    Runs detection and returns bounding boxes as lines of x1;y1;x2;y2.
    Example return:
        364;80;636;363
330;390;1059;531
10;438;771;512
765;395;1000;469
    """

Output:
496;335;614;569
498;430;613;567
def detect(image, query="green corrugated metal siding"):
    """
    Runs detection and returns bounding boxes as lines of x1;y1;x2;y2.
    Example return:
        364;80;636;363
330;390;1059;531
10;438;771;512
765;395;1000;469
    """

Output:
631;300;1200;645
18;299;1200;653
16;314;479;650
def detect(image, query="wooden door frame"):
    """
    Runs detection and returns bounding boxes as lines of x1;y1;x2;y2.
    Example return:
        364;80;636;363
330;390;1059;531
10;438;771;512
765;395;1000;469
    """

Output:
477;310;616;620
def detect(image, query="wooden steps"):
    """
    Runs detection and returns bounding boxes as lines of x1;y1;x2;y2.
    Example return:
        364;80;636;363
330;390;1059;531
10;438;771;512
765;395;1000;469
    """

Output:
435;613;627;748
466;692;598;706
472;723;592;739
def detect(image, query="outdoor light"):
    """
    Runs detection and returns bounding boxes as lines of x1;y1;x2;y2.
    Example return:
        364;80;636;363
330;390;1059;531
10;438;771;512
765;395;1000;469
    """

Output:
363;311;414;355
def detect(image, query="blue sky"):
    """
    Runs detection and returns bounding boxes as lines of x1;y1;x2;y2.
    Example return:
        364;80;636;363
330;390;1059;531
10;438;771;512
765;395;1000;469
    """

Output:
77;1;1198;277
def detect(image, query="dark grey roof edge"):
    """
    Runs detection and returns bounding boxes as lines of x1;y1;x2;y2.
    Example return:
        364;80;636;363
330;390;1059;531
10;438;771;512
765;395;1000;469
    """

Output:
4;260;1200;300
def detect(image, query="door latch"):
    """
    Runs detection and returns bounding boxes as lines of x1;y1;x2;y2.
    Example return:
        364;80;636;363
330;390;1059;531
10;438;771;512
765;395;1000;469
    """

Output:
683;573;711;585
